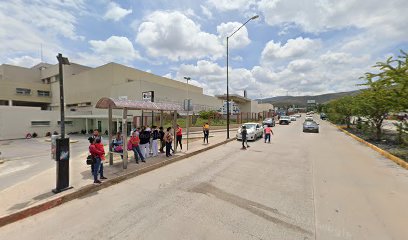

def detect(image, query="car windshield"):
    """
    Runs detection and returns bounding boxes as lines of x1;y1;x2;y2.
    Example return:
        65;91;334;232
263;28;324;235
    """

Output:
305;121;314;125
243;124;257;129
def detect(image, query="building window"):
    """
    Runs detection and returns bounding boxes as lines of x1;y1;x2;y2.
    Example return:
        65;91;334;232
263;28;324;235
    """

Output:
67;102;91;108
41;78;51;84
57;121;73;126
38;90;50;97
16;88;31;95
31;121;50;126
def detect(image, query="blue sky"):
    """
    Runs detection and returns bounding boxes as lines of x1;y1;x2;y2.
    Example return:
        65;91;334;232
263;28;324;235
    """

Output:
1;0;407;98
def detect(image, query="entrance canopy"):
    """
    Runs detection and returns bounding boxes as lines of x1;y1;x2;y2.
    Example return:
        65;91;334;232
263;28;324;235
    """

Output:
95;97;182;111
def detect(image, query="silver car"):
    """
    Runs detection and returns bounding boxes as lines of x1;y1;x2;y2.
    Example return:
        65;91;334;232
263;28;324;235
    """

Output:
236;123;264;141
303;121;319;133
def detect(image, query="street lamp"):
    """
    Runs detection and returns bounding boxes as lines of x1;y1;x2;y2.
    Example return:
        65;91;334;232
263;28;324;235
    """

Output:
56;53;70;138
184;77;191;151
226;15;259;139
53;53;71;194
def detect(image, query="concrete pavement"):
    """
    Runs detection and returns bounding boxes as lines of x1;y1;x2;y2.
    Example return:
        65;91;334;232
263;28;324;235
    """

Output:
0;129;236;219
1;116;408;239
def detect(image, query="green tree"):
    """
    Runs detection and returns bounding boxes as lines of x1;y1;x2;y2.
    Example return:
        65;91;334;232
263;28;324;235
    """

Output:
356;50;408;140
356;79;397;141
326;96;356;128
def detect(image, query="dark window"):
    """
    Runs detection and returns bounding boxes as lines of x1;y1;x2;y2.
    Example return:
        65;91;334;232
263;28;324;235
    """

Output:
31;121;50;126
16;88;31;95
37;90;50;97
57;121;73;125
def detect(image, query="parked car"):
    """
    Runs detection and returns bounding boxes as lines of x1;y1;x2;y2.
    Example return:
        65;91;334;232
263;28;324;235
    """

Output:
290;116;297;121
279;116;291;125
262;118;275;127
236;123;264;141
320;113;327;120
303;121;319;133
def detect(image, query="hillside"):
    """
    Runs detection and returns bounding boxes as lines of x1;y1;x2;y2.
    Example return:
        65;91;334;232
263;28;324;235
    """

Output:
258;90;360;107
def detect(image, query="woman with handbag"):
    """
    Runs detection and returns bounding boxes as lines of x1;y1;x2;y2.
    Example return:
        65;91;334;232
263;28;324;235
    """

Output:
88;137;107;184
112;132;123;159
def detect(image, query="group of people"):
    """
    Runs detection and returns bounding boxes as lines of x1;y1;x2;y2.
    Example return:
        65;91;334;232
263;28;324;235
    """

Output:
88;122;211;184
240;125;274;150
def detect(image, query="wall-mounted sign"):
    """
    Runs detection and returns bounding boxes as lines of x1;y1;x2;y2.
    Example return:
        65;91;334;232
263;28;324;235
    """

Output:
142;91;154;102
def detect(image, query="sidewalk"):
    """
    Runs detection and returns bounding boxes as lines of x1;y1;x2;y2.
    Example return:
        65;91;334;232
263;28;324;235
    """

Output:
0;130;237;222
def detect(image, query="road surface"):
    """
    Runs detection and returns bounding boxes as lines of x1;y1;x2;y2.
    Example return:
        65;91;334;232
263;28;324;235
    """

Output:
1;116;408;239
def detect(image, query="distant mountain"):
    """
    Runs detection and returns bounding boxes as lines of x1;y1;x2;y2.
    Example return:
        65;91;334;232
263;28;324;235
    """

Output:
258;90;360;107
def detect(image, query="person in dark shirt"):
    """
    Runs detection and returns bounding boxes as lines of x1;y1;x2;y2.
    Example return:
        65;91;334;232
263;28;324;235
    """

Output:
139;126;151;159
241;125;249;150
159;127;165;153
151;126;159;157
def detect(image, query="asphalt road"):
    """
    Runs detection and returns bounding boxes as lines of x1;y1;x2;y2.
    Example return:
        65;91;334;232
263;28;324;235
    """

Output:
0;137;89;191
1;116;408;239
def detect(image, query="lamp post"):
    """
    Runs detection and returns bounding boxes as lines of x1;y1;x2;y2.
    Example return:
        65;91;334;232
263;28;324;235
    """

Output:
184;77;191;151
53;53;72;194
56;53;70;138
226;15;259;139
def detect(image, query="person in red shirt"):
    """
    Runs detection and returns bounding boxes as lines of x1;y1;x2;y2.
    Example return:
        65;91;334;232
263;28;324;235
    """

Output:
175;124;183;151
128;131;145;163
88;137;107;184
264;125;274;143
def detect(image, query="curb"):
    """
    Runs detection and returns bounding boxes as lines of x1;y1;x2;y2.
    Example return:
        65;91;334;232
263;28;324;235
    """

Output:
0;137;236;228
330;122;408;170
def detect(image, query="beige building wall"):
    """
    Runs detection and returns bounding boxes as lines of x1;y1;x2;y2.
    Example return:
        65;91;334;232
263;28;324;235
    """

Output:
0;106;85;140
257;103;274;112
0;64;51;104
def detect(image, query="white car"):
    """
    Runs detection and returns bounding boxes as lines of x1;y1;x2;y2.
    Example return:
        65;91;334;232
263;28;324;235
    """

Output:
305;116;314;122
236;123;264;141
290;116;297;121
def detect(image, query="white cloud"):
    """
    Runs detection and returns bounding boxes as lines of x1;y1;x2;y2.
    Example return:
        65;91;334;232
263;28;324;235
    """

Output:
206;0;256;12
261;37;321;64
135;11;223;61
200;5;213;19
257;0;408;55
6;55;41;68
217;22;251;49
103;2;132;21
0;0;86;64
75;36;140;66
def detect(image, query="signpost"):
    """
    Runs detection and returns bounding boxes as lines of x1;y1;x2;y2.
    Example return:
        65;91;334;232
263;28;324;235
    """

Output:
142;91;154;126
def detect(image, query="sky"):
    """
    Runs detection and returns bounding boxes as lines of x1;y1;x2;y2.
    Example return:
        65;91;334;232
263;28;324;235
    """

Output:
1;0;407;99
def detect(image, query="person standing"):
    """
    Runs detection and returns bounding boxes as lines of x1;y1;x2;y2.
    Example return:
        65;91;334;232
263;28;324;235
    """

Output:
164;127;173;157
151;126;159;157
203;122;209;144
92;129;102;143
241;125;249;149
139;126;150;159
128;131;145;163
175;124;183;151
159;127;165;153
88;137;107;184
264;125;274;143
146;126;152;155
